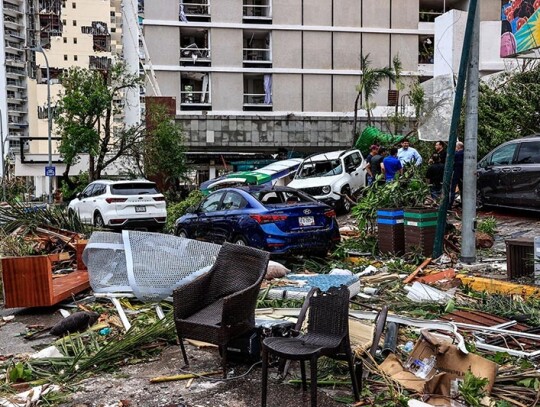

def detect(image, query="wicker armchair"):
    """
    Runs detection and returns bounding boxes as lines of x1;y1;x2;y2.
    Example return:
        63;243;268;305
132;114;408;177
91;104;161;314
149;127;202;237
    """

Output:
261;285;359;407
173;242;270;377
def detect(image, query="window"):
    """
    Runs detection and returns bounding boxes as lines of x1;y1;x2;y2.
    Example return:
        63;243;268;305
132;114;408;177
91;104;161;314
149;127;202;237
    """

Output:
222;192;246;210
490;144;517;166
63;19;67;25
110;11;115;16
201;192;224;213
73;38;77;44
73;20;77;26
516;142;540;164
74;55;78;61
72;2;76;8
111;28;116;33
63;37;67;43
64;55;68;61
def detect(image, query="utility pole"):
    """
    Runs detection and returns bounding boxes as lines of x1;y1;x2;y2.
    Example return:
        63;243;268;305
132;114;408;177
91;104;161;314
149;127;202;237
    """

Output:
461;3;480;264
0;111;5;202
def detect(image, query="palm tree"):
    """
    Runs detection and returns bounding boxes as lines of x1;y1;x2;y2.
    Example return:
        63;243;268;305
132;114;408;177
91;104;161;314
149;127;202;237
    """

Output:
352;54;395;145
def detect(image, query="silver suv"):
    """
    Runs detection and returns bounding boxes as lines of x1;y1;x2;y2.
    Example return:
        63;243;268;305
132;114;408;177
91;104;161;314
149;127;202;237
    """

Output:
288;149;367;213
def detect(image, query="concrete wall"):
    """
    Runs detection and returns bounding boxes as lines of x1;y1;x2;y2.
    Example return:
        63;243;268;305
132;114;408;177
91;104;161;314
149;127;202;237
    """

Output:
146;26;180;65
272;0;302;25
212;0;242;23
211;28;243;67
211;73;243;111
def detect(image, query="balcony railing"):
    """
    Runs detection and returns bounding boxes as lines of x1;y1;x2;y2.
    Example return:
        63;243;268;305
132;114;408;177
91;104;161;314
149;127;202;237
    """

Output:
243;93;271;105
180;90;210;104
243;4;271;18
243;48;271;62
180;46;210;64
180;1;210;21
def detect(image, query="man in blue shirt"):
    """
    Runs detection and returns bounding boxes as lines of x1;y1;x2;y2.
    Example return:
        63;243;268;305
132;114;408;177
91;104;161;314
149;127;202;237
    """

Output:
398;140;423;166
382;147;403;182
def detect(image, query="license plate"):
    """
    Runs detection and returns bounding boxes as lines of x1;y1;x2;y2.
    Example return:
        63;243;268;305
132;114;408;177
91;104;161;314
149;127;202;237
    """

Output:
299;216;314;226
135;206;146;213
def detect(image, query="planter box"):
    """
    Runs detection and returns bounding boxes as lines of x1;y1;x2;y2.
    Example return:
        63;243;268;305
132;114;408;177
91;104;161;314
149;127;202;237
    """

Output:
377;208;405;255
404;208;438;257
1;241;89;308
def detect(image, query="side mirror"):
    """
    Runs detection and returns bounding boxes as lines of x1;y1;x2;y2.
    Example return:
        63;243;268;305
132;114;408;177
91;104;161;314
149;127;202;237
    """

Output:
186;205;197;214
76;192;82;199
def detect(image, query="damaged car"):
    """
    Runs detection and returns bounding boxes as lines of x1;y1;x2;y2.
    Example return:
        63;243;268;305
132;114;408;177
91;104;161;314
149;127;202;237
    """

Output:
174;185;340;257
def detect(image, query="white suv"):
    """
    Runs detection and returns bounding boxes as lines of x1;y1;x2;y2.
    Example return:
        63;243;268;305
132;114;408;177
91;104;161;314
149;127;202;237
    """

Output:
288;149;367;213
68;180;167;230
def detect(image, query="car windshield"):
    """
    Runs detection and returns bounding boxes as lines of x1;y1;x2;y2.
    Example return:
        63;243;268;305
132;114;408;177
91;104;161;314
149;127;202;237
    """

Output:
296;159;342;178
110;183;159;195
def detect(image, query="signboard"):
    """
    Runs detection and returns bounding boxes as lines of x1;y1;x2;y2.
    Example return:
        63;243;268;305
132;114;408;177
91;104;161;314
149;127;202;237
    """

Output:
501;1;540;57
45;166;56;177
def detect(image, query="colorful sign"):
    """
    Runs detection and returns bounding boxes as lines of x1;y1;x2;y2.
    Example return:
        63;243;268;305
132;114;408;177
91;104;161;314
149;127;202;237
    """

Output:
501;0;540;57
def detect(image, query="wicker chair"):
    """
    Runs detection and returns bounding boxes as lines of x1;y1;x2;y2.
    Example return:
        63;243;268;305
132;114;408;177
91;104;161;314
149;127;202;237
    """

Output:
261;285;359;407
173;242;270;377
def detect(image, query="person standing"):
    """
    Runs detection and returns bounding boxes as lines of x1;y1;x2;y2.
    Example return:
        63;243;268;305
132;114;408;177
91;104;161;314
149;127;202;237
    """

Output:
426;153;444;200
364;144;379;185
398;140;423;166
370;146;386;184
450;141;464;208
382;147;403;182
434;141;447;164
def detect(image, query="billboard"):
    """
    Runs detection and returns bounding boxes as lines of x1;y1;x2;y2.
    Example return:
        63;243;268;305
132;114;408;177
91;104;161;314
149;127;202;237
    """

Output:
501;0;540;57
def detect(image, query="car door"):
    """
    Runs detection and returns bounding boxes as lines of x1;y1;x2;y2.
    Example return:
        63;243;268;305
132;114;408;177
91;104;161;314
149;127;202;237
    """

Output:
76;184;96;223
344;152;365;192
511;141;540;207
195;191;225;241
211;191;248;244
477;142;518;205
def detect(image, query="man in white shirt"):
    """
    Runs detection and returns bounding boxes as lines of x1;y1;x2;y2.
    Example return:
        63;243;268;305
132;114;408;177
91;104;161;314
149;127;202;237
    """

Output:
397;140;422;166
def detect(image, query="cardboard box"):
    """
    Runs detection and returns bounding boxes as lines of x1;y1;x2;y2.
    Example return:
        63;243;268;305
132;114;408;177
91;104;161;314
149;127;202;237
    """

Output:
380;331;498;406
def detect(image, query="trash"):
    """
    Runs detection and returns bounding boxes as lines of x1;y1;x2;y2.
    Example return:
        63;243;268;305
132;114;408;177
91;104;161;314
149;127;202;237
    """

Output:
403;341;414;353
403;257;432;284
265;260;291;280
31;346;64;359
329;268;353;276
379;331;497;406
49;311;99;336
99;327;112;335
405;282;456;303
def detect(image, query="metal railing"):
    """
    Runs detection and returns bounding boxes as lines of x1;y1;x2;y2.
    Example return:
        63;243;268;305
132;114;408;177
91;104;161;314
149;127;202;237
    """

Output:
243;93;269;104
243;4;271;18
180;90;210;104
181;1;210;16
180;46;210;62
243;48;270;62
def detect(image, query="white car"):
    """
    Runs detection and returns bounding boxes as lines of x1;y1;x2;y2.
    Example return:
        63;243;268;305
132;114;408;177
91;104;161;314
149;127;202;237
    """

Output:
288;149;367;213
68;179;167;230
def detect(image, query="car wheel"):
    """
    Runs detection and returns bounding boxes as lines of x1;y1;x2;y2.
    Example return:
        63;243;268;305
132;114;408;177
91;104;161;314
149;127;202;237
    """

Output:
339;187;352;214
94;212;105;228
232;235;248;246
177;228;189;238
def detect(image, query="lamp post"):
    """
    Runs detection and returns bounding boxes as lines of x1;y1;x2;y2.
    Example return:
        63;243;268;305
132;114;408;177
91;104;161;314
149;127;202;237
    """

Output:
0;110;6;202
29;45;53;204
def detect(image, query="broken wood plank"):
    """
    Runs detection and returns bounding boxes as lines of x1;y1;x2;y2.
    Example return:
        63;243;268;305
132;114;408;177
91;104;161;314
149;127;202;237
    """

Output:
403;257;432;284
150;371;222;383
416;269;456;284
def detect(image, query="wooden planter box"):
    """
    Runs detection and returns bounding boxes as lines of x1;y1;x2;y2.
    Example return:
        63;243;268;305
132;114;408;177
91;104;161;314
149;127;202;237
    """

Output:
404;208;438;257
1;241;89;308
377;208;405;255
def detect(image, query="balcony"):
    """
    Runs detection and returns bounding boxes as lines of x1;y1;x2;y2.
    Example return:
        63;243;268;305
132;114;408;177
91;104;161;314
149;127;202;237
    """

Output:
243;0;271;23
179;0;210;22
243;30;271;67
6;79;24;89
180;27;210;66
180;72;211;111
3;16;23;30
3;3;22;17
243;73;272;111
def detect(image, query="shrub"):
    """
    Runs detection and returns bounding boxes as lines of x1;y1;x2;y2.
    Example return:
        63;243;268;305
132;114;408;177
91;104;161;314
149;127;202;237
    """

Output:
165;190;204;233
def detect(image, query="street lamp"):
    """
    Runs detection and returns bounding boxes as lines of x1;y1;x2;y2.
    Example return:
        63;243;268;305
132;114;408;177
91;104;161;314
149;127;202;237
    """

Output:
28;45;53;204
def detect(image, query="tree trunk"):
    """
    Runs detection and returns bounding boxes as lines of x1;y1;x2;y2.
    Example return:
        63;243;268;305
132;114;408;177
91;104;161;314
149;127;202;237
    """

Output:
352;92;361;146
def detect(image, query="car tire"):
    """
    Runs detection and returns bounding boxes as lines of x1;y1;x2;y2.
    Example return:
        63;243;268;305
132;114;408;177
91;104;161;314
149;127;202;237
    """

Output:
177;228;189;238
338;186;352;214
232;235;248;246
94;212;105;228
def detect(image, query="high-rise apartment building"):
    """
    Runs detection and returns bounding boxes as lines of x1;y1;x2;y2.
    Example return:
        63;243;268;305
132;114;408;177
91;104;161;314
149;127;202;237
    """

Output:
0;0;141;198
142;0;503;182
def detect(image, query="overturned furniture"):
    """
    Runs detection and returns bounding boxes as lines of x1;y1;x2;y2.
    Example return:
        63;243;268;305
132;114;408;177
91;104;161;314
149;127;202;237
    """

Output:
173;242;270;377
2;241;89;308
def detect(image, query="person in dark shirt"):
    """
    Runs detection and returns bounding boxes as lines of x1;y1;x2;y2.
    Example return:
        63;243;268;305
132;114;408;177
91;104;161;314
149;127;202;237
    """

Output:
364;144;380;185
382;147;403;182
434;141;447;164
450;141;464;208
426;153;444;199
370;146;386;185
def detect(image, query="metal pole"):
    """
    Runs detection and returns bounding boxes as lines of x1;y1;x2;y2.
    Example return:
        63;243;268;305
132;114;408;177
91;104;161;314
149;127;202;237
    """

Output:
461;3;480;264
433;0;478;258
0;111;5;202
42;49;53;205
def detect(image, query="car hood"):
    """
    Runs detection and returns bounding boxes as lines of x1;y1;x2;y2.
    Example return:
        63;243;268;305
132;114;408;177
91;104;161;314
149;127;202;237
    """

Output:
288;175;341;189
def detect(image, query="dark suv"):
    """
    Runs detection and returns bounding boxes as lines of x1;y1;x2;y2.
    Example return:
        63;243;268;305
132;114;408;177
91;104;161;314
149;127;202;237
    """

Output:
477;136;540;211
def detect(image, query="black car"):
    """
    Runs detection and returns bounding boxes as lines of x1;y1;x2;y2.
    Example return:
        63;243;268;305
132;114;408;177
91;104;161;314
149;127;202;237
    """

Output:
477;136;540;211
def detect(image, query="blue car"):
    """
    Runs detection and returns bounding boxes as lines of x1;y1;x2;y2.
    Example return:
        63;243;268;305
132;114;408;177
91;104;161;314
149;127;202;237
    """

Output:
174;186;341;257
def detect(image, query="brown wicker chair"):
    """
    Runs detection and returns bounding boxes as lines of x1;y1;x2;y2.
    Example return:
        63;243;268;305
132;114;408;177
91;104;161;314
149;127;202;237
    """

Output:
173;242;270;377
261;285;359;407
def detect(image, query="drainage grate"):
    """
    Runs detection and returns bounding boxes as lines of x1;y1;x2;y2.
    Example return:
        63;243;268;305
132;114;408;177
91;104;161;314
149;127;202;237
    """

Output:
506;237;534;279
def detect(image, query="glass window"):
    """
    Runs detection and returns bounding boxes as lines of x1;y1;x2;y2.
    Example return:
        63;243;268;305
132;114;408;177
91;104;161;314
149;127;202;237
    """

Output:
516;142;540;164
81;185;95;198
222;192;246;210
200;192;224;213
110;182;160;195
92;184;106;197
489;144;517;166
